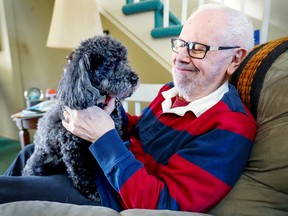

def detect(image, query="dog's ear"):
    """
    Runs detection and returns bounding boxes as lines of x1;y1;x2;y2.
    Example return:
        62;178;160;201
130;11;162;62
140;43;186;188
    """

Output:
57;54;100;110
82;54;91;71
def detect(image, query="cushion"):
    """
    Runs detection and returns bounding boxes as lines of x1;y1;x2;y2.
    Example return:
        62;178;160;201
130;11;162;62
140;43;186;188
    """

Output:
209;37;288;215
0;201;211;216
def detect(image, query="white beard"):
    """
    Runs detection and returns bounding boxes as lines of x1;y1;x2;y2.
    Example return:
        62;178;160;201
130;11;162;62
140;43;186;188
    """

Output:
172;70;218;101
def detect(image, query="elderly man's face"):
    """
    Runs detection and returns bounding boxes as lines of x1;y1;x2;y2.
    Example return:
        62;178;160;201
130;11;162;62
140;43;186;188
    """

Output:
172;9;237;102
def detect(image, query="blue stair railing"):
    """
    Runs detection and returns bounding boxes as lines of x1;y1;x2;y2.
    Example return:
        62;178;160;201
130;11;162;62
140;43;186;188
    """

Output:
122;0;262;44
122;0;183;38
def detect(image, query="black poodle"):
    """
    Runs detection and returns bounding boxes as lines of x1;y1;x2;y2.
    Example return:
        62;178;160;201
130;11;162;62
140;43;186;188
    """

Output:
22;35;139;203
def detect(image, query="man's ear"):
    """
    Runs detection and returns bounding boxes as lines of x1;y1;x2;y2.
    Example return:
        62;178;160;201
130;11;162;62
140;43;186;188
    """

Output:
227;48;248;76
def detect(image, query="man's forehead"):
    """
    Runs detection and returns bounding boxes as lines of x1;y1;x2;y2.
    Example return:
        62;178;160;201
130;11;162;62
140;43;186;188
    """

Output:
188;9;228;25
181;10;229;43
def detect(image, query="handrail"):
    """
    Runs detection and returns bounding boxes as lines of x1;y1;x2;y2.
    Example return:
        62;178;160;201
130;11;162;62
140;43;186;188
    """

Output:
123;0;270;43
161;0;270;43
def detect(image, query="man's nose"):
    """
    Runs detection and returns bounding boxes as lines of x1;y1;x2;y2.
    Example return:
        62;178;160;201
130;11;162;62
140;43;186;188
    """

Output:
176;47;191;61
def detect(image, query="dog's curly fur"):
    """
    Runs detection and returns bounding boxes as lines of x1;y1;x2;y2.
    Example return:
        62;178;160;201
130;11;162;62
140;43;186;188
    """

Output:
22;35;139;202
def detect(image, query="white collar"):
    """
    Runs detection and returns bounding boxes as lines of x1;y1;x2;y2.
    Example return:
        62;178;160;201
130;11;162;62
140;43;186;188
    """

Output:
161;81;229;117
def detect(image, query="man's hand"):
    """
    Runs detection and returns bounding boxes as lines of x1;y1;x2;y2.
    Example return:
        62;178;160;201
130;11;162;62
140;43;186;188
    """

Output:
62;98;116;143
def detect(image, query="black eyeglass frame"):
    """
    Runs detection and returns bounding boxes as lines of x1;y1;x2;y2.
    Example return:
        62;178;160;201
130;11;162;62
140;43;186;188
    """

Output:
171;38;240;59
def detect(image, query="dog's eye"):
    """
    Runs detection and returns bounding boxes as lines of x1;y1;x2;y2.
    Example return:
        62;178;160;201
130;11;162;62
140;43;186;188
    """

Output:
89;54;103;72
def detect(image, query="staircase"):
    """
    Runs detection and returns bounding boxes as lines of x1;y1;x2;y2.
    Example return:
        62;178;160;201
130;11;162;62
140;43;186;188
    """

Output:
122;0;182;39
97;0;176;72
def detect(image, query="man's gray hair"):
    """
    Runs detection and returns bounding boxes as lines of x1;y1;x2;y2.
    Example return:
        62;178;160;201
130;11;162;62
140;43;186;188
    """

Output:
193;4;255;52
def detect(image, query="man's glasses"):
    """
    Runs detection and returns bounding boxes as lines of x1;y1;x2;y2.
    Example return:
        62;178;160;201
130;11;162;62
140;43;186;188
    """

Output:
171;38;240;59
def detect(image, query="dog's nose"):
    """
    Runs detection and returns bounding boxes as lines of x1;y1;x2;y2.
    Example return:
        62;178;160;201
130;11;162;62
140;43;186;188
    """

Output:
130;74;139;86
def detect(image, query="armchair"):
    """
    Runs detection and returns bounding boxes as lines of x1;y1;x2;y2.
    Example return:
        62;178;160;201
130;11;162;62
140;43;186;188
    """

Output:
209;36;288;215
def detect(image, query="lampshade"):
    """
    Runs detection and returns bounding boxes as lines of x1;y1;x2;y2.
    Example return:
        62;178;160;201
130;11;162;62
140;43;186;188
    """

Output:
47;0;103;49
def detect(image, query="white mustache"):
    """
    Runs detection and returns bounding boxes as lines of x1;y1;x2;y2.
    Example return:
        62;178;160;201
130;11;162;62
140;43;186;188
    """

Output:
174;62;198;72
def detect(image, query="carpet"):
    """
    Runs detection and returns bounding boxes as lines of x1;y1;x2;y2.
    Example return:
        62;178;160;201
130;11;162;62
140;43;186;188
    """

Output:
0;137;21;175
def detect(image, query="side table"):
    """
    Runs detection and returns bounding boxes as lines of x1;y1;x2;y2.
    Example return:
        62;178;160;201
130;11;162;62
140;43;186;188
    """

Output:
13;116;42;148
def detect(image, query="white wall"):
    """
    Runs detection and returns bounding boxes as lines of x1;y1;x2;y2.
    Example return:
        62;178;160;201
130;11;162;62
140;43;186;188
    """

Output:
0;0;69;139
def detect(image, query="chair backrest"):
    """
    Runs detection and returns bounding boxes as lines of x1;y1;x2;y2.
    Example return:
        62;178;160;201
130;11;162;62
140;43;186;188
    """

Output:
122;84;163;115
209;36;288;215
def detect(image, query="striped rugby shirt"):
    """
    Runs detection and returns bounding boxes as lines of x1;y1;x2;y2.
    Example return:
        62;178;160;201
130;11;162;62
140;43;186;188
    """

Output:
89;82;256;212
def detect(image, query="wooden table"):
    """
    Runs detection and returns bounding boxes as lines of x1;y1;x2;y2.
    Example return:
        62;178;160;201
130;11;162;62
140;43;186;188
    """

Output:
13;116;42;148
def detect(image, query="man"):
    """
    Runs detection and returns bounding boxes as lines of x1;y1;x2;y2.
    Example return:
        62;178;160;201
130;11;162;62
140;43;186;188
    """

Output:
0;4;256;213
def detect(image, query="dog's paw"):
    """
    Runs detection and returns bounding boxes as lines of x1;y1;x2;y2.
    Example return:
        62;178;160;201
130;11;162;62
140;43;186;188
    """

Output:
87;192;101;204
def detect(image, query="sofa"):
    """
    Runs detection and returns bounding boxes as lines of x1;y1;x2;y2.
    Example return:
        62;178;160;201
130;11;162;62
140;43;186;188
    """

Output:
0;36;288;216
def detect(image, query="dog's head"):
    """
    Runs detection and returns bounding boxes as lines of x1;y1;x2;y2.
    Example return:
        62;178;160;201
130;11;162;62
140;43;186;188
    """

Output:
57;35;139;110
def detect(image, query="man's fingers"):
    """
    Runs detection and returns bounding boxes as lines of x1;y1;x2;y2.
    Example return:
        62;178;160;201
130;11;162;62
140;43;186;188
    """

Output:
104;98;116;114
